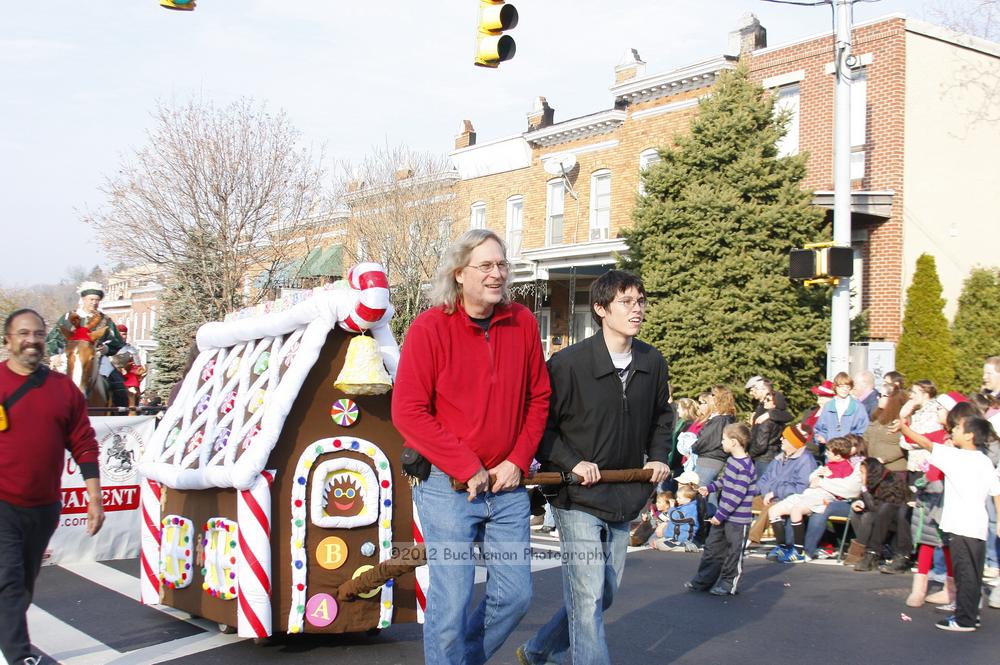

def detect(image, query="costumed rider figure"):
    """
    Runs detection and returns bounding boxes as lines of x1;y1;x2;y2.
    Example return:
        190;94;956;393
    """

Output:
46;281;128;407
109;324;145;401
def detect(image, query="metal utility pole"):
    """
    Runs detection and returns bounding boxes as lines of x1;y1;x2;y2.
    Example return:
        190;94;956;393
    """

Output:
829;0;854;376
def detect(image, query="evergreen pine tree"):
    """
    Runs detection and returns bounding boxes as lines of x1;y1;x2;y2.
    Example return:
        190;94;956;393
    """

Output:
622;66;829;410
951;267;1000;392
896;254;956;389
148;280;207;399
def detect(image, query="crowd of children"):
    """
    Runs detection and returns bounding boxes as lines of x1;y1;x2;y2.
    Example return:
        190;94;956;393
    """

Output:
638;358;1000;634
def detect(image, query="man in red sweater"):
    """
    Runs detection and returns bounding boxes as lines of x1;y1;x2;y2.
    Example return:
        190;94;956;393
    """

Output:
1;309;104;665
392;229;550;665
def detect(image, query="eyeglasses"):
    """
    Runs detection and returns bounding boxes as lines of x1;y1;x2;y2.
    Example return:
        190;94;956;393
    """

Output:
614;297;647;310
466;261;510;274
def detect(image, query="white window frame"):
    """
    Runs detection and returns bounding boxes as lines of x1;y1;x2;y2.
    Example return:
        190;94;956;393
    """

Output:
775;83;801;157
850;68;867;179
638;148;660;195
505;196;523;258
546;179;564;246
536;308;551;359
589;170;611;241
470;201;486;230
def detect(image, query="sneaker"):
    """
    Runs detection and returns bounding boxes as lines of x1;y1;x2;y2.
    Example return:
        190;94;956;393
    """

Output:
989;583;1000;609
983;566;999;579
538;526;556;534
936;602;956;613
530;515;545;527
515;644;531;665
780;549;807;563
767;545;789;561
810;548;833;560
683;541;701;553
936;616;976;632
709;583;734;596
684;581;708;592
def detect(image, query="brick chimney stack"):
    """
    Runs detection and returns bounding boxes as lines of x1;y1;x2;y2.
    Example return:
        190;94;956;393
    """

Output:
614;48;646;83
455;120;477;150
727;13;767;57
526;96;554;130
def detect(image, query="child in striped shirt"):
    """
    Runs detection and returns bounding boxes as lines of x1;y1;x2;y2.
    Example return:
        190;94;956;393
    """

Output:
685;422;756;596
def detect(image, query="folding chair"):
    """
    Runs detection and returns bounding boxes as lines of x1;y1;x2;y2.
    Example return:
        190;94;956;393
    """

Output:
827;515;852;561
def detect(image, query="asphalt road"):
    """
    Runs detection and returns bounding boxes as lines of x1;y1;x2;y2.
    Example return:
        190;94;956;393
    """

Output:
21;535;1000;665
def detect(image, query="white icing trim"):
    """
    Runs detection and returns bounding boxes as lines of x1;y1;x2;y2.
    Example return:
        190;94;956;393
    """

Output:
310;458;379;529
139;280;401;491
159;515;194;589
287;438;394;634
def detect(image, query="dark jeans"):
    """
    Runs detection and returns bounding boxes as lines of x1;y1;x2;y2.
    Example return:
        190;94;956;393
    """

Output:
690;521;750;593
948;533;986;628
108;369;128;408
0;500;61;664
850;503;912;555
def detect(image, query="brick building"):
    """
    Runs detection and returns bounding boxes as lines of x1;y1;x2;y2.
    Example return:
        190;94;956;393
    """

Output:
449;13;1000;360
102;264;166;391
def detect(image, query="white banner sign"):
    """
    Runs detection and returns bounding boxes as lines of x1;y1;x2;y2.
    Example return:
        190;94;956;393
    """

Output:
44;415;157;565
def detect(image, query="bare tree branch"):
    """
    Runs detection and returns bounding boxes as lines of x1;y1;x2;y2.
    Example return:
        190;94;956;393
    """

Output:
335;144;459;336
83;97;327;321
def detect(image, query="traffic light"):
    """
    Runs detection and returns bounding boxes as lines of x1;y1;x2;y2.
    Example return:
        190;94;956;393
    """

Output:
789;245;854;285
160;0;196;10
475;1;518;68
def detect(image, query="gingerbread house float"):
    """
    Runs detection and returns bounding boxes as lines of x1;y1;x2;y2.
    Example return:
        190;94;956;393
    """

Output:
138;263;425;638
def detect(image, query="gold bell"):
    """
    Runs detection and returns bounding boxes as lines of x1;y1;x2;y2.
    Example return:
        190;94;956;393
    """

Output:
334;335;392;395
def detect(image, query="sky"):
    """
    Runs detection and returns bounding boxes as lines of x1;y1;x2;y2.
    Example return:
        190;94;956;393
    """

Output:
0;0;935;286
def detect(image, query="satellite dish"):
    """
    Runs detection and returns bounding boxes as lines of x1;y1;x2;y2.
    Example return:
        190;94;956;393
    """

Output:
557;153;577;174
542;153;578;176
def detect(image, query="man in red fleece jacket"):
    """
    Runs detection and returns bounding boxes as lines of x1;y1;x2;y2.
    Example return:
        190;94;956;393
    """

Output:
392;229;550;665
1;309;104;665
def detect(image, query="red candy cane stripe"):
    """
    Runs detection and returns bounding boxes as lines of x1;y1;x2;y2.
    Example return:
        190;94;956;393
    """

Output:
139;479;162;604
236;471;274;638
338;263;389;333
238;594;268;638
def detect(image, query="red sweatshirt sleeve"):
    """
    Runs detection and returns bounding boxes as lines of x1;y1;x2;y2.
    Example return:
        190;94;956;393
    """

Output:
503;313;551;475
391;317;484;482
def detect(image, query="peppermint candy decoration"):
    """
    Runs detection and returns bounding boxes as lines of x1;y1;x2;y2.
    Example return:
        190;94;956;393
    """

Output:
330;399;359;427
201;358;216;382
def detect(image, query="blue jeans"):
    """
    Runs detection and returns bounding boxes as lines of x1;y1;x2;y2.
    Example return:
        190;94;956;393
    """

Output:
986;497;1000;570
694;460;724;510
804;500;851;555
521;506;630;665
413;468;532;665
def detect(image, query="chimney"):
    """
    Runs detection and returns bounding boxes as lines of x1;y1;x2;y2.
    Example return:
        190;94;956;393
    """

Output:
726;13;767;57
614;48;646;84
454;119;477;150
526;96;554;131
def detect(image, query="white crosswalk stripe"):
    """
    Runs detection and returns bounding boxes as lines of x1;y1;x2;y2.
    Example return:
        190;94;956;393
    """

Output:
12;540;596;664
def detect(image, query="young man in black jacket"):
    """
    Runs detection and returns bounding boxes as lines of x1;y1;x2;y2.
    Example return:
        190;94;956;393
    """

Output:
517;270;672;665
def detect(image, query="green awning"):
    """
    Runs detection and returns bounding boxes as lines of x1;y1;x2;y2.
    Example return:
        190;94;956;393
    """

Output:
253;256;306;288
297;245;343;278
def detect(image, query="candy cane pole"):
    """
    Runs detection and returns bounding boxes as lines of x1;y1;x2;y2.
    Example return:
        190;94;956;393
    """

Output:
237;470;275;638
412;501;428;623
139;478;162;604
338;263;390;333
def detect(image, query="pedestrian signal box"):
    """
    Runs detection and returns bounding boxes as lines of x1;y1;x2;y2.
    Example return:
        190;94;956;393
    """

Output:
475;1;518;68
789;246;853;283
